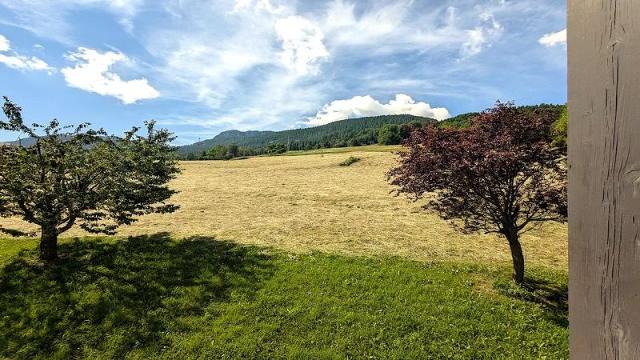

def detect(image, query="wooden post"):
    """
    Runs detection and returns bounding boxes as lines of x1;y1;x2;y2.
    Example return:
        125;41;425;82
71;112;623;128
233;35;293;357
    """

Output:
569;0;640;358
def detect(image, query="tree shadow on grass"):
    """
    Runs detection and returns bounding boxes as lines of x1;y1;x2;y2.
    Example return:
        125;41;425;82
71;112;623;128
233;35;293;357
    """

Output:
0;233;275;359
494;274;568;327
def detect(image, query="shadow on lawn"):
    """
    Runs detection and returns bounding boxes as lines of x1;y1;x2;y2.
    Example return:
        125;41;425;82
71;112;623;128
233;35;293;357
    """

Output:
0;233;275;358
495;275;568;327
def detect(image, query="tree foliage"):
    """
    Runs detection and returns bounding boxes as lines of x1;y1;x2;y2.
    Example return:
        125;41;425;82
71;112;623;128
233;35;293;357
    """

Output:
438;112;480;129
551;105;568;148
378;124;402;145
265;143;287;155
0;97;180;261
389;102;567;283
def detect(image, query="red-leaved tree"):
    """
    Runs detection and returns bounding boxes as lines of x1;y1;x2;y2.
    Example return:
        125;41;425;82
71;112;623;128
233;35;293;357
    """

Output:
388;102;567;283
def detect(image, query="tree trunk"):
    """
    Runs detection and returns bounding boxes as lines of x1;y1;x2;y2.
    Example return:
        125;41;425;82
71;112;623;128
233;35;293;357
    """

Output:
505;230;525;284
39;225;58;261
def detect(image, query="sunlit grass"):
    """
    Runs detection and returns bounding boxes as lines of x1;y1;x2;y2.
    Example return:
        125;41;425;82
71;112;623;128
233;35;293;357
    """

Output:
0;235;567;359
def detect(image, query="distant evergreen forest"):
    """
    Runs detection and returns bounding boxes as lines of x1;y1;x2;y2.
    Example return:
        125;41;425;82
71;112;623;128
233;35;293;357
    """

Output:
177;114;436;158
175;104;566;160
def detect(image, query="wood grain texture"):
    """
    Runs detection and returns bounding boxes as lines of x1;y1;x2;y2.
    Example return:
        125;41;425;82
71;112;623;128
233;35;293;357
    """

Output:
569;0;640;358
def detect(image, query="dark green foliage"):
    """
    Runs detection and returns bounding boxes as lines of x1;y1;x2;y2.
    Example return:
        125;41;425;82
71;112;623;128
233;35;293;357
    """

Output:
339;156;361;166
204;144;256;160
0;97;179;260
551;106;568;148
265;142;287;155
0;235;568;359
399;122;419;139
207;144;229;160
438;112;479;129
178;114;436;157
227;143;239;158
377;124;402;145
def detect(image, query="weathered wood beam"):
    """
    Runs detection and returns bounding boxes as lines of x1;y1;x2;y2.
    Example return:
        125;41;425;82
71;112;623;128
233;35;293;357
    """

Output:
569;0;640;358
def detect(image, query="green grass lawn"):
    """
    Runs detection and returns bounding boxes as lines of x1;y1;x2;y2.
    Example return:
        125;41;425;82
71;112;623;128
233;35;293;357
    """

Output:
0;235;567;359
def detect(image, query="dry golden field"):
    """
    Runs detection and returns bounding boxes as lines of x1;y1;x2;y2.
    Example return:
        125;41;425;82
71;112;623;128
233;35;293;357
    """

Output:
3;146;568;270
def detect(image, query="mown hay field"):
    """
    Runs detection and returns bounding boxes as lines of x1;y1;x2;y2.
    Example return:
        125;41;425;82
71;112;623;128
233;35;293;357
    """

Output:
3;146;567;270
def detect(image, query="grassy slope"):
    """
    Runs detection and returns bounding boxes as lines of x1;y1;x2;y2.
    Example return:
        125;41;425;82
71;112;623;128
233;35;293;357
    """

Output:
0;235;567;359
2;146;568;270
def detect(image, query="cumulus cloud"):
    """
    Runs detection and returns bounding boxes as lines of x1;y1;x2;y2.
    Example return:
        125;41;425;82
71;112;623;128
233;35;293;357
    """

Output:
61;47;159;104
307;94;450;126
275;16;329;76
0;34;53;72
539;29;566;47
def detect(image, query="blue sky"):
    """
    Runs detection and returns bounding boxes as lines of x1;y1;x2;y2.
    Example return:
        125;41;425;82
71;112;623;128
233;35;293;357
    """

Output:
0;0;566;145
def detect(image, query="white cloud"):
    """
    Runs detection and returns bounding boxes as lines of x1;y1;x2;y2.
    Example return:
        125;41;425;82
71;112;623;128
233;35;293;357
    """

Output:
539;29;566;47
461;13;503;57
0;54;51;72
61;47;159;104
322;0;410;47
0;34;53;72
0;34;8;52
307;94;451;126
231;0;284;15
320;1;505;60
0;0;144;43
275;16;329;76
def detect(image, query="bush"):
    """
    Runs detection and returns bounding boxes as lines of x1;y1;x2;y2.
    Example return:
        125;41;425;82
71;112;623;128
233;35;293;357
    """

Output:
339;156;361;166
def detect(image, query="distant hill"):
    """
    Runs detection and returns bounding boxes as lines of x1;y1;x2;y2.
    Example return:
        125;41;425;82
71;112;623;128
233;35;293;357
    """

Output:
178;114;437;156
1;135;118;148
0;138;38;147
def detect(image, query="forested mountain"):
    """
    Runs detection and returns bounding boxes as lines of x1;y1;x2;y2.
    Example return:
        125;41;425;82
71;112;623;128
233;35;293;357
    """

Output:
177;114;436;156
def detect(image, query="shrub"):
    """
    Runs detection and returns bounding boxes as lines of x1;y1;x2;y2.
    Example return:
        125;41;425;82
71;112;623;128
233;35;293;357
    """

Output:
339;156;361;166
